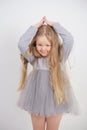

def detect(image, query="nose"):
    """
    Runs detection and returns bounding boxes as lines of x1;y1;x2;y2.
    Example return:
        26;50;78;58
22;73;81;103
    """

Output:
41;46;46;51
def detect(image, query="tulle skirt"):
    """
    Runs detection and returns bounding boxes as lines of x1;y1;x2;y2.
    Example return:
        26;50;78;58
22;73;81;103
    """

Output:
17;69;79;117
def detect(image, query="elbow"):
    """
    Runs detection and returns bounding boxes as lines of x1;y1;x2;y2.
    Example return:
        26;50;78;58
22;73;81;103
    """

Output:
18;37;23;50
68;33;74;50
70;35;74;51
70;34;74;45
63;34;74;62
18;42;21;50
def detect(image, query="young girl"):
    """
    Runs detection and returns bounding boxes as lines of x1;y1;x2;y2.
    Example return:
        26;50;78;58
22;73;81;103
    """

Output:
17;16;78;130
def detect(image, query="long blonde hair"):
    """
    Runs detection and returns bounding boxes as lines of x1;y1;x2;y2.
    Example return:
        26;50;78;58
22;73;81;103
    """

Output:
18;25;69;104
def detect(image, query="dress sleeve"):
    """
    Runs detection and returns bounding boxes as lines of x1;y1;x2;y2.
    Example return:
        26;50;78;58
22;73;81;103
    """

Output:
53;23;74;62
18;26;38;64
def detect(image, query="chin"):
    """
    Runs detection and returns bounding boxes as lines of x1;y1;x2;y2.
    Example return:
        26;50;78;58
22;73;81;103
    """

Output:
41;54;48;57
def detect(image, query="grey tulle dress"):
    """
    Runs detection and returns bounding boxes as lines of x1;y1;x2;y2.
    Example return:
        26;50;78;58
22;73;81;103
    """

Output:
17;23;79;117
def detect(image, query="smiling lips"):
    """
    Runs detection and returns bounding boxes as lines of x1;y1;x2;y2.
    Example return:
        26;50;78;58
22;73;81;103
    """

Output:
36;36;52;56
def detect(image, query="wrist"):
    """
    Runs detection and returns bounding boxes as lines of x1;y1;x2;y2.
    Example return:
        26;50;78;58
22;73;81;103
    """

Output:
46;21;56;27
34;23;40;29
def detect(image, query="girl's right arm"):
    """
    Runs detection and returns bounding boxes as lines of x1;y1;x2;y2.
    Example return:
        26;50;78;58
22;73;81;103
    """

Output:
18;26;38;63
18;17;46;64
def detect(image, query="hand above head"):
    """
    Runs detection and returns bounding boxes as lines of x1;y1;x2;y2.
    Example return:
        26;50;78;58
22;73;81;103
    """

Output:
43;16;55;26
34;16;55;28
34;16;46;29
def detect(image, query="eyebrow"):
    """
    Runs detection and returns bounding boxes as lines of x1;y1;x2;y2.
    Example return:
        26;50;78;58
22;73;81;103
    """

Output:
36;43;51;45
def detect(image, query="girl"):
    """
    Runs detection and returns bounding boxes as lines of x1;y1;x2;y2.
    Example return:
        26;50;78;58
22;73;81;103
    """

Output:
17;16;78;130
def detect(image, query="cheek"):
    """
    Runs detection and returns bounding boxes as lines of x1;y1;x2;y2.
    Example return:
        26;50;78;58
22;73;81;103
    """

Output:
36;46;41;51
48;47;51;51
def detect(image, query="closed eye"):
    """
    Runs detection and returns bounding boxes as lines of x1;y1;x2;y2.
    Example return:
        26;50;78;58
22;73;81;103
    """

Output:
36;44;51;47
37;44;42;46
46;44;51;47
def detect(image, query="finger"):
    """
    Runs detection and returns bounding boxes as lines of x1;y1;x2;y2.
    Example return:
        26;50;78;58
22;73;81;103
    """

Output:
40;18;44;23
45;19;48;25
43;16;47;22
43;16;46;19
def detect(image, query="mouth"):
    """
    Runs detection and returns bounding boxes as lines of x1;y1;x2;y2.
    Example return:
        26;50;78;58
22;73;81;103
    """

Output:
40;52;48;56
41;52;47;54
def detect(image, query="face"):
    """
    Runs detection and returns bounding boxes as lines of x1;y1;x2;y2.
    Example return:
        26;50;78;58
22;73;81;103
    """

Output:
36;35;52;57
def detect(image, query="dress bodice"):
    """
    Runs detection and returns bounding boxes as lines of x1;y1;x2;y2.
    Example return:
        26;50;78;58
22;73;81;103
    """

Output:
34;57;49;70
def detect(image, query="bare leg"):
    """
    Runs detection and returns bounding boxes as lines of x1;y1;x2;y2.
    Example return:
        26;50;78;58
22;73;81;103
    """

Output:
46;115;62;130
31;114;46;130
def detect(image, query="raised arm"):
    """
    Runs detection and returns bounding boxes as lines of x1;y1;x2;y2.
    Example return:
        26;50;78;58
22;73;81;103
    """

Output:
53;22;74;62
18;17;46;63
18;26;38;63
43;16;74;62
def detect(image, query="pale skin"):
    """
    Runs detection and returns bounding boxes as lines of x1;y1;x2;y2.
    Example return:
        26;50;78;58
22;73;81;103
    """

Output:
31;16;63;130
31;114;62;130
36;35;52;57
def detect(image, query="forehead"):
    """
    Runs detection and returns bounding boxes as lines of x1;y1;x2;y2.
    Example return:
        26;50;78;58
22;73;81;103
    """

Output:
36;35;51;45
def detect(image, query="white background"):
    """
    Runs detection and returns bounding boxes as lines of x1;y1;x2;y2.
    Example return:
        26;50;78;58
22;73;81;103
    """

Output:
0;0;87;130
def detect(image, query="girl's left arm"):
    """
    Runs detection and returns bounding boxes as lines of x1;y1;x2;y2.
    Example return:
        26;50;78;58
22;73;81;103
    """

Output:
53;23;74;62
